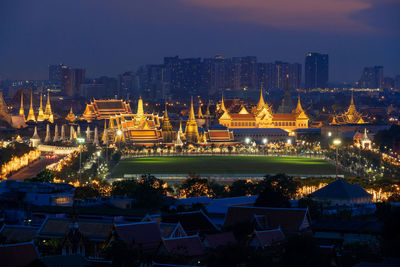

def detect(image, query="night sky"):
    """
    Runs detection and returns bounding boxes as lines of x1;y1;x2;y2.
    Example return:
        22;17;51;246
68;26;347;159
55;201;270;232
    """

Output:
1;0;399;82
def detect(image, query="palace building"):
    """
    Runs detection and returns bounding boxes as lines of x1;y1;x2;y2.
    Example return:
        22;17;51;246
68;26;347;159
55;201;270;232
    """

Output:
106;97;163;144
218;89;309;134
82;99;132;122
332;93;366;125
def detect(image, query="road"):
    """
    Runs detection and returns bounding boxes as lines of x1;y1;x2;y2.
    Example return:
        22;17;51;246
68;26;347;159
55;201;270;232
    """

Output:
8;157;60;181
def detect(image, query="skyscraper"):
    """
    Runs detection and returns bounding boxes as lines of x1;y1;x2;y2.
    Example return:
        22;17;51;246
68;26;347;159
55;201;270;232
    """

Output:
61;66;75;96
358;66;383;89
305;52;329;89
49;64;65;81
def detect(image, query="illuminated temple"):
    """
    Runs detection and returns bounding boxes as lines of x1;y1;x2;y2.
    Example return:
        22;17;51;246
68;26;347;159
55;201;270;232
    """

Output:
331;93;366;125
107;97;163;144
82;99;132;122
218;89;309;134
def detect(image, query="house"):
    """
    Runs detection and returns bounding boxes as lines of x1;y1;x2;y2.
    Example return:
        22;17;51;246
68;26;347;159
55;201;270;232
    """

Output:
248;228;285;249
203;232;236;249
312;219;382;246
0;224;38;244
159;222;187;238
223;206;312;235
162;210;219;235
310;179;373;205
37;217;114;257
0;180;74;206
107;221;162;254
161;235;205;260
0;241;39;267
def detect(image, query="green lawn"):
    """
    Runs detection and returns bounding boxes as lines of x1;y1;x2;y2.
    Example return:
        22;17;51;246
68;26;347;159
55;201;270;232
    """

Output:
111;156;337;177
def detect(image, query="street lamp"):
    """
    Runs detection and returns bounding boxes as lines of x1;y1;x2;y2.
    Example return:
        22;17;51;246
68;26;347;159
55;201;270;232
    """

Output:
77;137;85;183
245;137;251;145
333;138;342;179
262;138;268;144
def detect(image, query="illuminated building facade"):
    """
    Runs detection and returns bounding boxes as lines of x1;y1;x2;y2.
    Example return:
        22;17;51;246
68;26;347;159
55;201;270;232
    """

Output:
82;99;132;122
218;90;309;134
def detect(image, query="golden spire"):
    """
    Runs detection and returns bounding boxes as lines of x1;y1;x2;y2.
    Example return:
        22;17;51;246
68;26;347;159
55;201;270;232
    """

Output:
257;88;265;110
185;96;199;143
37;92;45;122
44;89;53;123
220;93;227;112
19;92;25;118
137;96;144;118
294;95;305;114
65;106;76;122
189;96;196;122
197;104;203;118
205;100;211;117
26;90;36;122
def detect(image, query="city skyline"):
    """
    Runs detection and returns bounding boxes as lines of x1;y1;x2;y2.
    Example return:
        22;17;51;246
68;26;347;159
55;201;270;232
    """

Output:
1;0;399;82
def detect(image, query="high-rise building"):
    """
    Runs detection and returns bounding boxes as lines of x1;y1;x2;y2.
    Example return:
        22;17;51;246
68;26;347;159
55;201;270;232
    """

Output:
49;64;65;81
74;69;85;96
257;61;301;90
61;66;75;96
358;66;383;89
232;56;258;90
305;52;329;89
395;75;400;91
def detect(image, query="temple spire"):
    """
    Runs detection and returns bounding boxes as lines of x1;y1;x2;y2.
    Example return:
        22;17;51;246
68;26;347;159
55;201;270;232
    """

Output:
257;88;265;110
44;89;54;123
137;96;144;118
205;100;211;117
161;104;175;143
60;124;66;141
44;124;51;143
102;120;108;144
66;107;76;122
93;126;99;146
53;125;59;142
37;92;45;122
26;90;36;122
184;97;199;143
197;103;203;118
19;92;25;118
220;93;227;112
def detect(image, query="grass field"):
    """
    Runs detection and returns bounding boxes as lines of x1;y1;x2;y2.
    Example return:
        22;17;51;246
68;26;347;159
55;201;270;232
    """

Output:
111;156;337;177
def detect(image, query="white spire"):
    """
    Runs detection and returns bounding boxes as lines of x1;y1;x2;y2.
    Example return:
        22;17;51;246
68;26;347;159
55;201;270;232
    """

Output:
70;125;75;141
53;125;59;142
44;124;51;143
60;125;66;141
93;126;99;146
30;126;41;147
86;126;91;142
175;130;183;146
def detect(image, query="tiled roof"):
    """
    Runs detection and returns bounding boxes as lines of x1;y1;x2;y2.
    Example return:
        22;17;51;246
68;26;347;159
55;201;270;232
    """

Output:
162;210;218;235
273;114;296;120
95;100;125;110
224;206;310;234
115;221;161;252
205;232;236;248
38;218;113;241
163;235;204;257
0;242;38;267
310;179;372;200
230;114;255;119
254;228;285;247
0;225;38;244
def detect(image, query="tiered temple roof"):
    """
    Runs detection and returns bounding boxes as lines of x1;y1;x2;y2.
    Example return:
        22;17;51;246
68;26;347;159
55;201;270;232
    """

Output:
82;99;132;122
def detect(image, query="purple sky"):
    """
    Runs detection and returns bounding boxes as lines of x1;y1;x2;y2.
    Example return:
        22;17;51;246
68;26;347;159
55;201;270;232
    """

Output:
1;0;399;82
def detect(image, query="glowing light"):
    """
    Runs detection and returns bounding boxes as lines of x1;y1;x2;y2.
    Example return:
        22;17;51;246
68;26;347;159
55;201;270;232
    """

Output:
333;138;342;146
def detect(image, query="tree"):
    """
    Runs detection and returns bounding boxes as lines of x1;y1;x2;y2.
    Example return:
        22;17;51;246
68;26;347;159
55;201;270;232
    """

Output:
111;175;169;209
74;185;101;199
228;180;256;197
178;175;214;198
255;174;300;208
28;169;55;183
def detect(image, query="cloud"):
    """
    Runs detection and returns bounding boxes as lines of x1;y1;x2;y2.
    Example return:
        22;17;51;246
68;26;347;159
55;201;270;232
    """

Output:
179;0;373;31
